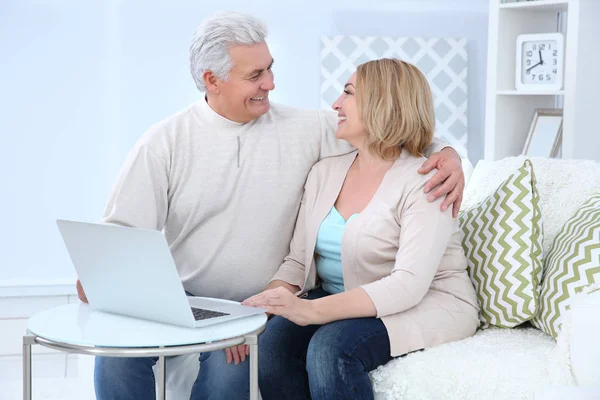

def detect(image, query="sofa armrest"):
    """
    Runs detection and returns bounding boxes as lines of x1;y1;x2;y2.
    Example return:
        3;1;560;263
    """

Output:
569;288;600;386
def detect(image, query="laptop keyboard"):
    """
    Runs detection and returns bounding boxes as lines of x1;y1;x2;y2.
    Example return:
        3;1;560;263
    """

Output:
191;307;230;321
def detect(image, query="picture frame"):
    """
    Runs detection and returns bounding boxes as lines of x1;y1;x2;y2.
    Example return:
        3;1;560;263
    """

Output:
522;108;563;158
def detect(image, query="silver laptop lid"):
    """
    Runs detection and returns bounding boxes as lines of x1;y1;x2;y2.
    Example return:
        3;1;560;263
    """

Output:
56;219;197;328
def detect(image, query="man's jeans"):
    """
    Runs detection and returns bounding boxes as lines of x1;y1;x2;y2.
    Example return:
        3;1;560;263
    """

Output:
258;288;392;400
95;288;250;400
94;349;249;400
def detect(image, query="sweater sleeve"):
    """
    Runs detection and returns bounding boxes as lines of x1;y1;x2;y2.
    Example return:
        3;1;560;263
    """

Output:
269;189;309;289
102;143;169;231
360;178;456;317
423;136;449;157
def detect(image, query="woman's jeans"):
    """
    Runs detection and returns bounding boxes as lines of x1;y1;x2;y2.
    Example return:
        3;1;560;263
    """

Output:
258;288;392;400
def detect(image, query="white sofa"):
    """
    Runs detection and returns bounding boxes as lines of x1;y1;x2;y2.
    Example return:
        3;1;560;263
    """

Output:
163;157;600;400
368;156;600;400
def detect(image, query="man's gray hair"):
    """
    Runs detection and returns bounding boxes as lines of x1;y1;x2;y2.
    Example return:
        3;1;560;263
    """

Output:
190;11;268;92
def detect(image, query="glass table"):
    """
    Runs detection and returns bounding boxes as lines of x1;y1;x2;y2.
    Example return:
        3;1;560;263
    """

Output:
23;298;267;400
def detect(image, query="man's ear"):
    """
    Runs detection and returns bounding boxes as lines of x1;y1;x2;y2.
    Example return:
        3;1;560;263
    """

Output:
203;70;219;94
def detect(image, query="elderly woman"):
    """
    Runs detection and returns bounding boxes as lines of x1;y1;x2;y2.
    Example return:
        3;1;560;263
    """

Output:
244;59;480;400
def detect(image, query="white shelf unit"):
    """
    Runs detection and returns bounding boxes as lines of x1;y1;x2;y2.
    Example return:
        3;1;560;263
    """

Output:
500;0;568;11
484;0;600;161
496;90;565;95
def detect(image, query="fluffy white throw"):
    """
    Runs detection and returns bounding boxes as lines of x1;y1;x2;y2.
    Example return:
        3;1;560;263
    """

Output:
370;327;555;400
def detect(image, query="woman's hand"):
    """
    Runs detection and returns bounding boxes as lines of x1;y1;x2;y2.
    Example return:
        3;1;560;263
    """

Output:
243;287;319;326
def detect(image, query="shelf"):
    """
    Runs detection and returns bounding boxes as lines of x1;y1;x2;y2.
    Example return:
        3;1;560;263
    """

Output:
496;89;565;95
487;0;600;161
499;0;569;12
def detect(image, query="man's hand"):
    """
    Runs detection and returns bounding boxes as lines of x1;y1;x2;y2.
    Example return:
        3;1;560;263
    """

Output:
418;147;465;218
224;344;249;365
76;279;88;303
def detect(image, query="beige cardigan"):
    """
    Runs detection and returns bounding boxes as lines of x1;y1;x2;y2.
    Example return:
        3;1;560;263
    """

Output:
270;150;480;357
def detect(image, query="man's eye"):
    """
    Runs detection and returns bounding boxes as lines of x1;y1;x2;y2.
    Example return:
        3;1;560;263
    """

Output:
250;75;260;81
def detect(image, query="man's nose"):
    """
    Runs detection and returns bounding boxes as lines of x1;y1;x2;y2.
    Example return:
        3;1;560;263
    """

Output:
261;74;275;91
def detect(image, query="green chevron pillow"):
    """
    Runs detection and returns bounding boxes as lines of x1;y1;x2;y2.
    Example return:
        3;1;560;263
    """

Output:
532;193;600;338
460;160;543;328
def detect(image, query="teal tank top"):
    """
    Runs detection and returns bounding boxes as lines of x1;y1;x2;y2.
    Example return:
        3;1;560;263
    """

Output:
314;206;358;294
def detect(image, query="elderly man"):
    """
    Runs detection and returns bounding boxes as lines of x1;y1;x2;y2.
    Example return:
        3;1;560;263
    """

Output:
82;11;466;400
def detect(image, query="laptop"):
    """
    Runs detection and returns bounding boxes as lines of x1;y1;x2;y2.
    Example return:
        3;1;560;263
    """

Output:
56;219;266;328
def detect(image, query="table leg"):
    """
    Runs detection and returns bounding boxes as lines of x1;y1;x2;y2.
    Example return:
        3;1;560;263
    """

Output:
157;351;166;400
23;335;35;400
246;335;259;400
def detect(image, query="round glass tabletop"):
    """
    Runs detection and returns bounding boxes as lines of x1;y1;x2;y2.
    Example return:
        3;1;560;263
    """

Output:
28;300;267;348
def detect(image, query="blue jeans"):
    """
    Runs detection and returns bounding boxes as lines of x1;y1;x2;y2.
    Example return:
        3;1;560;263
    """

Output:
258;288;392;400
95;349;249;400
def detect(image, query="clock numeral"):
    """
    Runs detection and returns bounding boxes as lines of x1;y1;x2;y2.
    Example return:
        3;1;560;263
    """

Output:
553;59;557;65
531;74;536;80
546;74;551;81
526;59;531;66
539;75;544;81
527;51;533;57
539;44;546;50
553;50;558;56
526;70;531;75
533;44;537;50
553;68;557;74
548;44;552;50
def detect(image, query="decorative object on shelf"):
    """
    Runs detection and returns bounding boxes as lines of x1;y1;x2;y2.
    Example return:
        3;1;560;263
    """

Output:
516;33;564;91
320;36;468;156
522;108;563;158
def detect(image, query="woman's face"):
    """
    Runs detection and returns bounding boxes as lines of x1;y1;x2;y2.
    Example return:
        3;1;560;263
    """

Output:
332;73;365;142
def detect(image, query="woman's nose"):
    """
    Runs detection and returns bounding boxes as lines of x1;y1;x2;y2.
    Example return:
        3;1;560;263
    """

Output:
332;95;343;111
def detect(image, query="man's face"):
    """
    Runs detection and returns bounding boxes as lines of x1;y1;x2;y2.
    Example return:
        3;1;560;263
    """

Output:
215;42;275;123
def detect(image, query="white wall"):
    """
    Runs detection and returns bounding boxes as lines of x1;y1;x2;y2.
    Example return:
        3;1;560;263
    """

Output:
0;0;488;290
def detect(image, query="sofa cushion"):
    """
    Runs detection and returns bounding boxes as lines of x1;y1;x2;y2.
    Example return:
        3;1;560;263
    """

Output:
370;326;555;400
463;156;600;258
460;160;543;328
532;193;600;338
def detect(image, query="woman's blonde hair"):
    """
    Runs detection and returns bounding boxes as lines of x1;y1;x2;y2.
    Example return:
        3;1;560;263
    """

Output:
355;58;434;159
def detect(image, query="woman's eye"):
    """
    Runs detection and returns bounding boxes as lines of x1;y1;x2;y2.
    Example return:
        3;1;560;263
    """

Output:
343;89;351;95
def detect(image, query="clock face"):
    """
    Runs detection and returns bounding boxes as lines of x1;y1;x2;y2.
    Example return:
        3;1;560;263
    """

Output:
521;40;560;84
